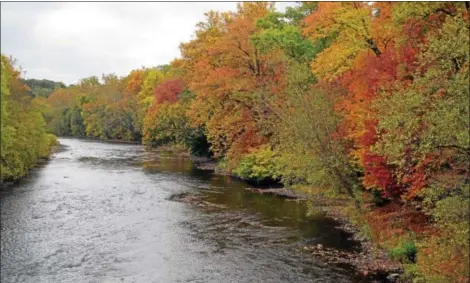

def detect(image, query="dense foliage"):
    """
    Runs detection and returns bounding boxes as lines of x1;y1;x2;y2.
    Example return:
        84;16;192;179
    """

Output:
3;2;468;281
1;56;57;181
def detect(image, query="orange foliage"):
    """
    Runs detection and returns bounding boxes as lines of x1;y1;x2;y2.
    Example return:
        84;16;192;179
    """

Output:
126;70;145;95
180;2;285;160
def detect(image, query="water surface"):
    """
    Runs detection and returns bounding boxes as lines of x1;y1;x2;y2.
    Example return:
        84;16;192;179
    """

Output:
1;138;359;282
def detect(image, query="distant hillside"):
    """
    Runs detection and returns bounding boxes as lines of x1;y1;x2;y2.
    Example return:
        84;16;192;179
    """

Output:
23;78;67;98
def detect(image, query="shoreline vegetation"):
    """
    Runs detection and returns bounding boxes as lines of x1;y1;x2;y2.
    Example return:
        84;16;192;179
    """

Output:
1;55;58;185
57;136;142;145
1;2;468;283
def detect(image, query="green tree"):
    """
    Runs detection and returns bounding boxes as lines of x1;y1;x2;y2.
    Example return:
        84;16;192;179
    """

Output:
1;55;57;181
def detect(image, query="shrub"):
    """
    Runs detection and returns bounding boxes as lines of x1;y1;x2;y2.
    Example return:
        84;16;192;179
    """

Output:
233;145;282;183
390;240;417;263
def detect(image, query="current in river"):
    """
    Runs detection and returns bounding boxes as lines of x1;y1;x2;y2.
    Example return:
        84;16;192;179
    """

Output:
1;138;360;283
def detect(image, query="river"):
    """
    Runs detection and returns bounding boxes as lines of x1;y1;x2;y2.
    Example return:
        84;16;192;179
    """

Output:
1;138;362;283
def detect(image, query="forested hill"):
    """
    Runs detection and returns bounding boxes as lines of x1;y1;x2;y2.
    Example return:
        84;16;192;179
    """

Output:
22;78;66;98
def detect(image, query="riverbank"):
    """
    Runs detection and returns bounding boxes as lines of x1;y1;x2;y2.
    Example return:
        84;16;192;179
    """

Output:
56;136;142;145
170;186;403;282
190;155;222;172
303;194;403;281
0;136;60;189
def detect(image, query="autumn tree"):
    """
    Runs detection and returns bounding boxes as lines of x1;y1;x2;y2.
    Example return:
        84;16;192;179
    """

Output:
181;2;291;167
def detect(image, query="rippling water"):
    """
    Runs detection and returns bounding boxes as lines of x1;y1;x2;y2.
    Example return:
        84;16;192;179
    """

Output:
1;138;360;283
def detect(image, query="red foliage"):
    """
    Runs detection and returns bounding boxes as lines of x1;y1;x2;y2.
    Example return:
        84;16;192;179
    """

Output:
155;79;185;104
364;202;438;246
332;49;401;193
332;34;427;197
362;150;403;197
401;154;440;199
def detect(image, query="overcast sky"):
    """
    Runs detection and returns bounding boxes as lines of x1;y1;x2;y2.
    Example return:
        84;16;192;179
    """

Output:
1;2;294;85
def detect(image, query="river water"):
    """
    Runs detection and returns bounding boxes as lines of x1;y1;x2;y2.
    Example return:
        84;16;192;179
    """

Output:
1;138;361;283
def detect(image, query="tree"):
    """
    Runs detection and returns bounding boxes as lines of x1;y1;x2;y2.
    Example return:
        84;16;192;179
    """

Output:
1;55;57;181
275;62;360;202
304;2;396;80
181;2;285;165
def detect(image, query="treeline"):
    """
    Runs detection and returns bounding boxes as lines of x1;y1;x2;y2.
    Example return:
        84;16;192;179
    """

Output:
28;2;470;281
1;56;57;181
23;78;66;98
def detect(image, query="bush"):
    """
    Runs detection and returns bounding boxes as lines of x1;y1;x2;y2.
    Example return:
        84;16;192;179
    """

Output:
390;240;417;263
233;145;282;183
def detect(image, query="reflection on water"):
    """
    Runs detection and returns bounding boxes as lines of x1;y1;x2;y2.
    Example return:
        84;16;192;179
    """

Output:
1;138;359;283
142;152;195;174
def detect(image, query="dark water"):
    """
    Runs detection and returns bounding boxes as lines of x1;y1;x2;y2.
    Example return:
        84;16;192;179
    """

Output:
1;138;360;283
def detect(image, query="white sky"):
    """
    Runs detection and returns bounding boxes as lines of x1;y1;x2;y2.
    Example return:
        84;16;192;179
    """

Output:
1;2;295;85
